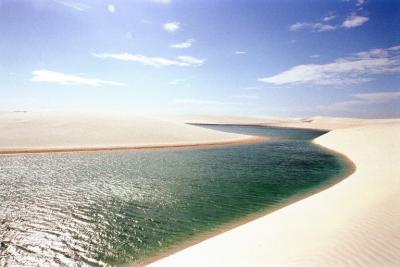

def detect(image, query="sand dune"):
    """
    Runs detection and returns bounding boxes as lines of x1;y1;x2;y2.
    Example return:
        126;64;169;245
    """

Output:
0;112;254;154
148;117;400;266
181;114;399;130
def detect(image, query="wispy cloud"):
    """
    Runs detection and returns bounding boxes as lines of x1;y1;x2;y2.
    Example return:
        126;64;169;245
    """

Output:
93;53;205;67
310;54;320;58
170;39;194;49
31;69;126;87
323;15;336;22
290;12;368;32
341;14;369;28
163;21;180;32
235;51;247;55
56;1;89;11
177;56;204;65
107;4;116;13
289;22;337;32
259;45;400;86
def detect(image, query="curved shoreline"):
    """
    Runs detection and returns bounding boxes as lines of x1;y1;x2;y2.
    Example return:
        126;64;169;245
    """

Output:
139;143;355;267
147;122;400;266
0;136;265;155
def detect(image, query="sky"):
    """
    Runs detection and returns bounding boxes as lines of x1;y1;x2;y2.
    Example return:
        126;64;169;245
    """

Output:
0;0;399;118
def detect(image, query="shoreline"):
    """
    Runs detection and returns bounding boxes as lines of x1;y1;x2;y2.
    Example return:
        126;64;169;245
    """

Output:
139;142;355;266
147;120;400;266
0;136;265;156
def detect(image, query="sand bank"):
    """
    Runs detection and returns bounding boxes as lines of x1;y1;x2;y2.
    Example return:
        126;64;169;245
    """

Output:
181;114;399;130
148;117;400;266
0;112;255;154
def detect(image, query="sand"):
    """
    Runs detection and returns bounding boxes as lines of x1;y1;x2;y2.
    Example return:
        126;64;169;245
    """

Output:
148;117;400;266
0;112;255;154
180;114;399;130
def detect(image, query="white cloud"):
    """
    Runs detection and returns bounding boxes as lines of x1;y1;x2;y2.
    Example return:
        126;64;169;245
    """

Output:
290;13;368;32
235;51;247;55
163;21;180;32
31;69;126;87
259;45;400;86
323;15;336;22
177;56;204;65
289;22;337;32
107;4;115;13
151;0;171;4
342;14;369;28
56;1;89;11
170;39;194;49
289;22;304;31
93;53;205;67
310;54;320;58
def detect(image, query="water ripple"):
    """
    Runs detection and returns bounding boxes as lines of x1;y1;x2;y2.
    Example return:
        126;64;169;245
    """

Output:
0;126;350;266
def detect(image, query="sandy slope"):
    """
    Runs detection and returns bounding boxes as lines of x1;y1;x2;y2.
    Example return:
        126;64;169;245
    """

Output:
148;118;400;266
0;112;253;153
181;114;399;130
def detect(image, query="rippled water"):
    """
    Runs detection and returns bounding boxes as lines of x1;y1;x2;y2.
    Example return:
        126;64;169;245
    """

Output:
0;125;351;266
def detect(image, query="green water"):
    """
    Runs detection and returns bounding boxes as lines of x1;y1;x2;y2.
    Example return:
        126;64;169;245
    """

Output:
0;125;352;266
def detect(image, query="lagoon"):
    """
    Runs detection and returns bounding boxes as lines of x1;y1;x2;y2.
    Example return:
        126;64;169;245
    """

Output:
0;125;351;266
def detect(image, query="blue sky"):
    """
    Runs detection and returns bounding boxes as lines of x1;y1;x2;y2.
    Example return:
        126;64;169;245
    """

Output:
0;0;399;118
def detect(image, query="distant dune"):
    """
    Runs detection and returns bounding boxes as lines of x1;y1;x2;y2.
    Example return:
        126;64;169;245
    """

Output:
0;112;254;154
148;116;400;266
179;114;400;130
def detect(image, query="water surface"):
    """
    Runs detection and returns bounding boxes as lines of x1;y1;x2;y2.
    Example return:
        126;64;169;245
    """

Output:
0;125;351;266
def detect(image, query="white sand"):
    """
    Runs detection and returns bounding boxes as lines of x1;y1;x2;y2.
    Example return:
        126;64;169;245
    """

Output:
0;112;254;153
180;114;399;130
148;117;400;266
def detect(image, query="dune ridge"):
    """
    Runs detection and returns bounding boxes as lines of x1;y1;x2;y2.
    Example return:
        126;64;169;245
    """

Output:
148;117;400;266
179;114;399;130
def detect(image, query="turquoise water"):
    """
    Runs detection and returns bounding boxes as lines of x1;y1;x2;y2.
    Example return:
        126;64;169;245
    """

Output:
0;125;352;266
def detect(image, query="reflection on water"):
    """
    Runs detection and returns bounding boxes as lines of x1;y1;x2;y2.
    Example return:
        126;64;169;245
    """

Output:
0;125;351;266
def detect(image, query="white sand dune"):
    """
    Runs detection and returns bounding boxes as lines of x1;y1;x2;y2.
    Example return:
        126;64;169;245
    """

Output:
0;112;254;154
180;114;399;130
148;117;400;266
